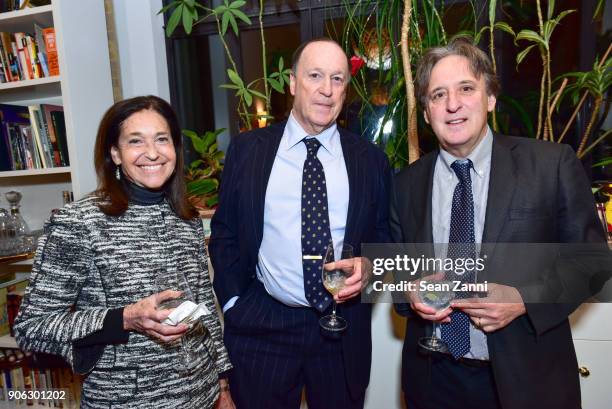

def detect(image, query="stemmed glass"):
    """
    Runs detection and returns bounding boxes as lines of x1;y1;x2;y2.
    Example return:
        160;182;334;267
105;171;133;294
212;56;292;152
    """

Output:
319;243;354;332
155;271;204;370
417;278;455;353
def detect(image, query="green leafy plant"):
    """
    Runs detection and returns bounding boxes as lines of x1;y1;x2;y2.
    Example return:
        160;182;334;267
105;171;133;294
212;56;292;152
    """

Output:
473;0;515;132
162;0;610;171
160;0;291;130
182;128;226;209
555;58;611;158
515;0;575;141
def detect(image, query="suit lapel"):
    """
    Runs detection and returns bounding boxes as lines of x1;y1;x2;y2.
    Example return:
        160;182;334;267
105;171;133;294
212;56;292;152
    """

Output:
415;153;436;244
482;134;517;243
340;129;367;248
251;123;284;247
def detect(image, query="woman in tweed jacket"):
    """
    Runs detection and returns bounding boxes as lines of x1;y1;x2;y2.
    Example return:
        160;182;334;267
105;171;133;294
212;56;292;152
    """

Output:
14;96;234;409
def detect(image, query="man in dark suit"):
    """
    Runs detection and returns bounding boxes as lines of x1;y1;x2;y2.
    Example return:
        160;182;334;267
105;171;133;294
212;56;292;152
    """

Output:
209;38;391;409
390;38;607;409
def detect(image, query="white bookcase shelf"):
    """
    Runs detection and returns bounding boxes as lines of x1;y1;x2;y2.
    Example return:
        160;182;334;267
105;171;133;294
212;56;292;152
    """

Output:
0;75;61;91
0;166;70;178
0;334;18;349
0;4;53;31
0;0;114;231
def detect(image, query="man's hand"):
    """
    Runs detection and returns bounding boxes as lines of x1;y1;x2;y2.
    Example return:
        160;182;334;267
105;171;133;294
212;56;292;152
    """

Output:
214;380;236;409
330;257;368;303
406;272;452;323
452;283;526;332
123;290;189;342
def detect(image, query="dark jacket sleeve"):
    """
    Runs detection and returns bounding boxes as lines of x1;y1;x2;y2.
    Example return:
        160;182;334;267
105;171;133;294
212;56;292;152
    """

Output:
209;138;244;308
523;144;610;335
389;170;416;317
72;308;129;373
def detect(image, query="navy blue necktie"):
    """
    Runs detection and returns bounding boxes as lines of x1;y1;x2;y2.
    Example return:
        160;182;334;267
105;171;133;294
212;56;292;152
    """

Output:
301;138;332;312
441;159;475;358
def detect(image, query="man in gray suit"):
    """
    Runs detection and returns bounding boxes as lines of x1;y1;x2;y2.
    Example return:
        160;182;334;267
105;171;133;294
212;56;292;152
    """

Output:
390;37;607;409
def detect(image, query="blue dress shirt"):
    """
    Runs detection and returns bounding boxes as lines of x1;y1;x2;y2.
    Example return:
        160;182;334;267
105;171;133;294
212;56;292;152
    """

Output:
432;127;493;360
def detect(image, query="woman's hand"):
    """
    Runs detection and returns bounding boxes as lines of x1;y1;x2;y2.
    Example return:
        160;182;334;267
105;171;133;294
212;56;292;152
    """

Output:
214;380;236;409
123;290;189;342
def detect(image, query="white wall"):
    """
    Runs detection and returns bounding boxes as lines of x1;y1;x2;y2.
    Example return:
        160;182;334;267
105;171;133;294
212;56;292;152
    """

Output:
364;303;406;409
111;0;170;101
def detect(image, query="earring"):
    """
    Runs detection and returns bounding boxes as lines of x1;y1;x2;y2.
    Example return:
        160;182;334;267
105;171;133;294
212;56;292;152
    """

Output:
115;166;121;180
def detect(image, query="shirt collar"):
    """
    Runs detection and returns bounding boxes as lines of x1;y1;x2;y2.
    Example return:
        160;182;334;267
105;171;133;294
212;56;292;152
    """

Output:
438;127;493;179
284;112;340;157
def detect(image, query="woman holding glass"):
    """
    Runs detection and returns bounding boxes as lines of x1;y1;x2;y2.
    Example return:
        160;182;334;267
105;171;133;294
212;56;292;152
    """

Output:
14;96;234;409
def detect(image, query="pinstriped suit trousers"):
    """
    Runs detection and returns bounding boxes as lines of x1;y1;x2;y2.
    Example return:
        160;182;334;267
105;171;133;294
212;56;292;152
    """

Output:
223;280;365;409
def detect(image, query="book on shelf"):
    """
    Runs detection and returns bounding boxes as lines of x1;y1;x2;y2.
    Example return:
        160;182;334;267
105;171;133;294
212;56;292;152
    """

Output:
13;32;32;81
0;348;81;408
0;102;68;171
0;27;58;84
0;103;29;171
34;23;49;77
43;104;67;167
0;32;17;82
42;27;58;77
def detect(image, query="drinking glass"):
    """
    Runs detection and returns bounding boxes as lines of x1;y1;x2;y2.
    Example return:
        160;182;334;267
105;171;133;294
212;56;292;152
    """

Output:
417;279;455;353
155;271;204;370
319;243;354;332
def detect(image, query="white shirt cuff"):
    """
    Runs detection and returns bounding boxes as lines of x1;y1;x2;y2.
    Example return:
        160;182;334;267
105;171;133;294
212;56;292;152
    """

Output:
222;296;239;313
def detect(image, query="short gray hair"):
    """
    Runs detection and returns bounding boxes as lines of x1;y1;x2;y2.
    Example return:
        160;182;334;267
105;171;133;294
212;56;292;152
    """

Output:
415;37;500;106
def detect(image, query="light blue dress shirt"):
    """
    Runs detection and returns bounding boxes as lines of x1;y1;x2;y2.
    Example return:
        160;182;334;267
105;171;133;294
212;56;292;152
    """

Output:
223;113;349;311
432;127;493;360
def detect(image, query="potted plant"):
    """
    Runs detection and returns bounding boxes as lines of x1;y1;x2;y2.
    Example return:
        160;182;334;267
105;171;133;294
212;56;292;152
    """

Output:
182;128;225;217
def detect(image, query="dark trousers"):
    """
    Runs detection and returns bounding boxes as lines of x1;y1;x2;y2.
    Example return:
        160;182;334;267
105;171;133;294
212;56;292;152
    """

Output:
404;353;502;409
224;280;365;409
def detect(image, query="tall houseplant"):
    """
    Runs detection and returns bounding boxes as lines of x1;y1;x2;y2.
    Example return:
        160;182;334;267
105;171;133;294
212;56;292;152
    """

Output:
183;128;225;211
161;0;610;170
161;0;290;130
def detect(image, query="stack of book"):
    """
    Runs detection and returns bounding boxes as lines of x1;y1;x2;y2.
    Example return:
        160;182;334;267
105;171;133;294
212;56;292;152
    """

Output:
0;26;58;83
0;103;68;171
0;349;81;408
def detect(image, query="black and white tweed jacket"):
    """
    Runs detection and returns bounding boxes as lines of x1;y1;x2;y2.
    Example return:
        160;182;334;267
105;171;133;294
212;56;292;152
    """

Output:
14;195;232;409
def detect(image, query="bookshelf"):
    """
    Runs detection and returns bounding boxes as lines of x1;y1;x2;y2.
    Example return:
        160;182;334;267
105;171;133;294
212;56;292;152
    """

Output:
0;334;17;348
0;0;114;232
0;75;61;91
0;3;111;406
0;4;53;30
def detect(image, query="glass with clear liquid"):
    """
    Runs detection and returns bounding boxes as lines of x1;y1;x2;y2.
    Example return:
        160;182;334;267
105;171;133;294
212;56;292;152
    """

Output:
319;243;354;332
417;280;455;353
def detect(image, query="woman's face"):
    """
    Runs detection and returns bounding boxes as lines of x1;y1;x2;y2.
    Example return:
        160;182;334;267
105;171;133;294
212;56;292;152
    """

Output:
110;109;177;190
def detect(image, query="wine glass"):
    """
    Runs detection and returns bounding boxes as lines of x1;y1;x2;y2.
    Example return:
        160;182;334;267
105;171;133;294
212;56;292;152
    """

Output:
319;243;354;332
155;271;204;370
417;278;455;353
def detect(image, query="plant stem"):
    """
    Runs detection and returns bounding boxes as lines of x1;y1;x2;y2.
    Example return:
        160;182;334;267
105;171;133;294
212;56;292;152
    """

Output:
402;0;419;164
557;42;612;143
214;14;251;129
535;0;545;140
579;128;612;159
536;53;546;140
489;27;498;132
549;78;568;117
488;0;498;132
545;47;554;141
577;96;602;157
259;0;270;114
